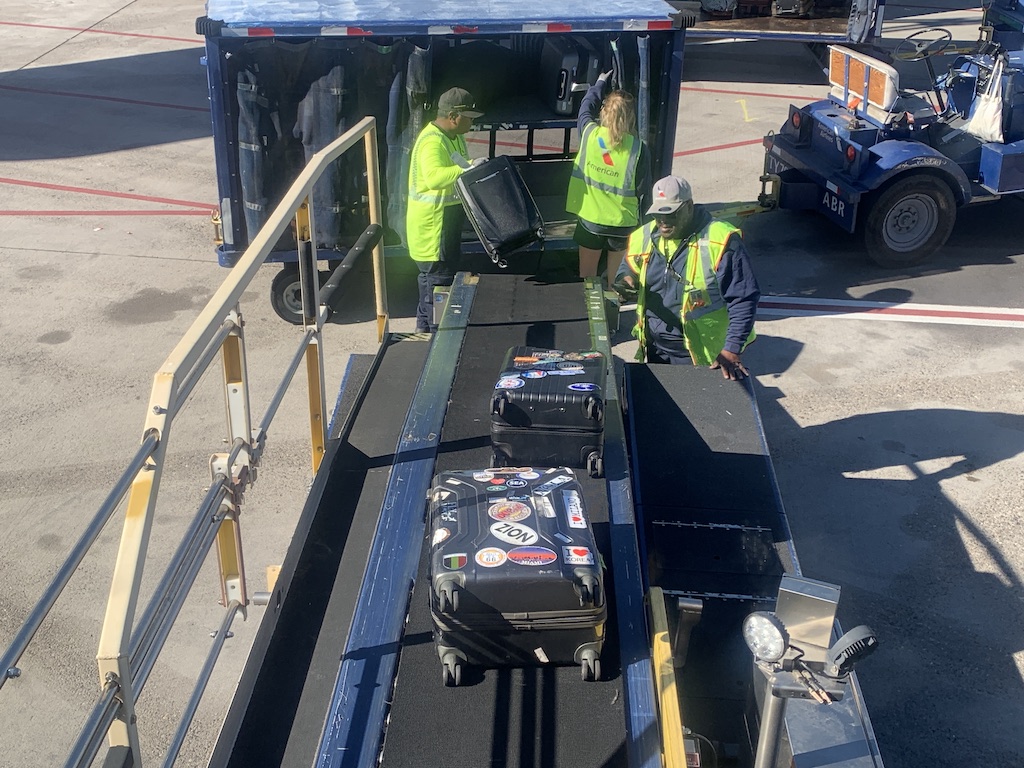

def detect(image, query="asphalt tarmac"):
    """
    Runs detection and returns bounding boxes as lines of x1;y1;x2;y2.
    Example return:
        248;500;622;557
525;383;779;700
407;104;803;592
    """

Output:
1;2;1022;766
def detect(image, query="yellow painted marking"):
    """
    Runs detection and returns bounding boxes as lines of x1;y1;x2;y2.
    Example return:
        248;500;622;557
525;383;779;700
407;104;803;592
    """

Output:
736;99;757;123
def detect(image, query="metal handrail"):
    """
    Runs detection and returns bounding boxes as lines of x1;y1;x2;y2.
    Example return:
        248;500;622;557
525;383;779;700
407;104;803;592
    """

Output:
129;480;231;680
161;600;244;768
1;116;388;768
0;431;159;689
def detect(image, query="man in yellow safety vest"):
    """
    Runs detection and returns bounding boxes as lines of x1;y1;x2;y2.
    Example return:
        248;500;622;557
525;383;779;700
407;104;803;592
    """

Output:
407;87;484;333
614;175;760;380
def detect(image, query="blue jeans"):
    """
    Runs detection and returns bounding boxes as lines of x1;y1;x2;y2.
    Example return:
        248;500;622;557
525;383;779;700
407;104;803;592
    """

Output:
415;205;465;331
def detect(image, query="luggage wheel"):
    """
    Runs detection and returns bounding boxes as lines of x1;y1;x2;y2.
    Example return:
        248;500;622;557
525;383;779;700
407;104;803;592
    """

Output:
586;452;604;479
442;653;463;687
490;451;508;469
492;394;508;418
584;396;603;422
578;575;601;608
438;582;459;613
580;649;601;682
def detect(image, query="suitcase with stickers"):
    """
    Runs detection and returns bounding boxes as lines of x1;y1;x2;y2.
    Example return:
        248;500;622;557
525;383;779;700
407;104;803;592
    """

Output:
490;346;606;478
428;467;606;686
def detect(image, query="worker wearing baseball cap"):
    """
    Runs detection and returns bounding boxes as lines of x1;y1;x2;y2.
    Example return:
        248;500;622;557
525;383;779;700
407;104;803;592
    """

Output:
614;175;759;379
407;87;485;333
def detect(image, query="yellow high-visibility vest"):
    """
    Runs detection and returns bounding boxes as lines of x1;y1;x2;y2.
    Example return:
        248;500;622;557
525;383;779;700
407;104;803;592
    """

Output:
623;220;755;365
566;124;641;228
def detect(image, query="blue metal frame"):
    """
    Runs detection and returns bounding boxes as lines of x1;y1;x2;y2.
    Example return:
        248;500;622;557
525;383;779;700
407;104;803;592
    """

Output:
583;281;662;768
313;274;475;768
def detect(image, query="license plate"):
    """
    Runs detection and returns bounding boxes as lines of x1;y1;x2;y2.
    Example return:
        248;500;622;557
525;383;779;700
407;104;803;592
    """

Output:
765;149;791;175
817;186;854;228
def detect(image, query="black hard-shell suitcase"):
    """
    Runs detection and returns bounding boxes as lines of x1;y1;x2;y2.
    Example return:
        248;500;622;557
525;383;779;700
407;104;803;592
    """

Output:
455;156;545;267
540;36;581;115
490;346;606;478
428;466;606;686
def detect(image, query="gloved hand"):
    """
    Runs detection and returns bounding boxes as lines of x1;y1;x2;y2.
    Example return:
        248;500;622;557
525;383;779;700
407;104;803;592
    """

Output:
597;70;613;84
470;157;488;167
613;273;637;302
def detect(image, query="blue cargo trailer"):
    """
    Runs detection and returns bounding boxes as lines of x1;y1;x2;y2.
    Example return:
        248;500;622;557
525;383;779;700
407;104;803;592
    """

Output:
196;0;882;322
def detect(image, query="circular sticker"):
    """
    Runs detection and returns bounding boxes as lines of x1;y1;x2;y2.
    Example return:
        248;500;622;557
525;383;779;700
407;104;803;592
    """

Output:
507;546;558;566
517;470;540;480
489;477;507;485
505;478;528;488
488;500;531;522
432;527;451;547
496;376;525;390
522;370;546;379
475;547;507;568
473;471;494;482
557;362;584;371
486;485;508;493
568;382;599;392
563;352;584;361
536;350;564;359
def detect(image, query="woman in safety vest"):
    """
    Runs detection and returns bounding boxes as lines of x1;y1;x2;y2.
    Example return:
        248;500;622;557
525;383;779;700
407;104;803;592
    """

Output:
613;175;760;380
566;72;650;283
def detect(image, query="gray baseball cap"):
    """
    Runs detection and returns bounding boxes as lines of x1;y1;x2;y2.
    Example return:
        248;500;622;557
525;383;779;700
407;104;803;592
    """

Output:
437;87;484;118
646;176;693;215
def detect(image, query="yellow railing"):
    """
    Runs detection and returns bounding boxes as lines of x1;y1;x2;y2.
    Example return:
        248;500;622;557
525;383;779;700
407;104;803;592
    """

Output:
1;116;388;768
649;587;688;768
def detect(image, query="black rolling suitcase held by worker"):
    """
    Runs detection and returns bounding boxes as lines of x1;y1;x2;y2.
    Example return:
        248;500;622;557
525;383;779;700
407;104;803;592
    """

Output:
428;466;606;686
490;346;606;477
455;155;544;268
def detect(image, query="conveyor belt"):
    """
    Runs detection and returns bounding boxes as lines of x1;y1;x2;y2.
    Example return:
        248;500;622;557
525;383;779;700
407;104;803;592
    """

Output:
379;273;628;768
215;337;431;768
624;363;798;751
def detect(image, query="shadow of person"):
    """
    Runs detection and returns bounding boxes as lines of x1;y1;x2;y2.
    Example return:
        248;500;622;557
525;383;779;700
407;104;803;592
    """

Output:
751;380;1024;767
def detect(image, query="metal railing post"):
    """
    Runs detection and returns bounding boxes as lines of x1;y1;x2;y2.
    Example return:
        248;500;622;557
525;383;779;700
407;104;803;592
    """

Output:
363;125;389;341
96;372;176;763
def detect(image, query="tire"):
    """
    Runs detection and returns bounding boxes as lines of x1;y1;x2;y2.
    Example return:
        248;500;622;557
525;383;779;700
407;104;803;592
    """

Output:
269;267;334;325
863;175;956;268
270;268;304;325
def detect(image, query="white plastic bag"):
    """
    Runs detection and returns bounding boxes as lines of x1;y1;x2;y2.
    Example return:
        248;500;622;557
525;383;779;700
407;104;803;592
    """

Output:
964;57;1005;144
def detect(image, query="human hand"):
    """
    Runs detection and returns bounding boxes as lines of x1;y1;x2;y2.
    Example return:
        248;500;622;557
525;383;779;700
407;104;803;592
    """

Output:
470;157;488;167
711;350;748;380
612;273;636;302
597;70;613;84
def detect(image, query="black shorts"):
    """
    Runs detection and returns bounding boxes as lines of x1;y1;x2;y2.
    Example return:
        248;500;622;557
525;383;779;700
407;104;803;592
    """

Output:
573;221;628;252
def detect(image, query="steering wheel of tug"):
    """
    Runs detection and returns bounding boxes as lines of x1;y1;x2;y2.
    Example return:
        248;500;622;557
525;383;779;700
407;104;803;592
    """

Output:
892;28;954;62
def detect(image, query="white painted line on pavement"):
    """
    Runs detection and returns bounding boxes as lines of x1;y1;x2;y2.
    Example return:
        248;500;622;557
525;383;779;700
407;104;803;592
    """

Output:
758;296;1024;329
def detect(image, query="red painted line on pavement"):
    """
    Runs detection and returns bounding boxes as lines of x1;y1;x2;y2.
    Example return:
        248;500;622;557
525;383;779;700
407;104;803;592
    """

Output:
0;210;210;216
681;85;821;101
466;136;565;154
674;138;763;157
0;177;212;209
759;300;1024;323
0;20;197;44
0;84;208;112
